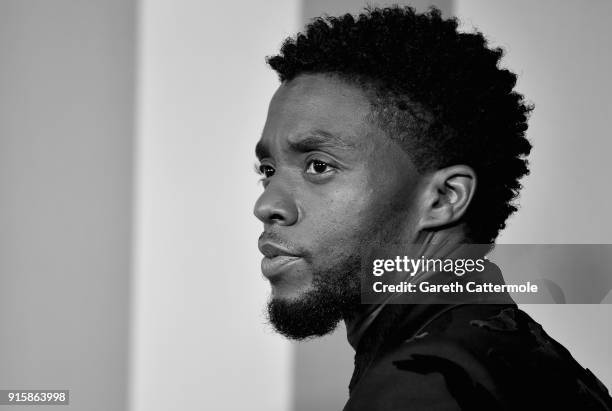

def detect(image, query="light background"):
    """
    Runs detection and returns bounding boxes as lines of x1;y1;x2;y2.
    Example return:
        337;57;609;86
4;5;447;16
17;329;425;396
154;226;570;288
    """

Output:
0;1;611;410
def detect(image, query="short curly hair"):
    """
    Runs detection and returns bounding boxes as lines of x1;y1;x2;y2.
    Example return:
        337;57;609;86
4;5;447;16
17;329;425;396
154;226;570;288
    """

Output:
266;6;532;243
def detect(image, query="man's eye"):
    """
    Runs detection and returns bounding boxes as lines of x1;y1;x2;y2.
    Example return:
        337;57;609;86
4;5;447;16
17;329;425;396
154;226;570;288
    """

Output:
305;159;334;175
258;164;275;178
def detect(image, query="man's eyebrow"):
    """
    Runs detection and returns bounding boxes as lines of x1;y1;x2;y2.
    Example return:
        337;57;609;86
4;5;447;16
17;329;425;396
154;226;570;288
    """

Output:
287;129;355;152
255;129;355;160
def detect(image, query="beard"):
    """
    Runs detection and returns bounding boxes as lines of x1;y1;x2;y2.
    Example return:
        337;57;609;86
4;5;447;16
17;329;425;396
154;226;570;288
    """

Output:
266;252;362;340
264;200;412;340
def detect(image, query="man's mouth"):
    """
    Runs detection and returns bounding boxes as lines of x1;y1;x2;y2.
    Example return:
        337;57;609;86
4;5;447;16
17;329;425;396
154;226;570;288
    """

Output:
258;240;303;278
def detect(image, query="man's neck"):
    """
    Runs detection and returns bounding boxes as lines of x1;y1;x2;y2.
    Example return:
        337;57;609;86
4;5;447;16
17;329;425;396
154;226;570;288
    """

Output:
344;226;470;349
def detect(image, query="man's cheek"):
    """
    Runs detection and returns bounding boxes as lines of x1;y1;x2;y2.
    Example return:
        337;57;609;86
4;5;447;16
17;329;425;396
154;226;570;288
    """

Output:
310;220;365;250
309;227;371;268
323;197;374;230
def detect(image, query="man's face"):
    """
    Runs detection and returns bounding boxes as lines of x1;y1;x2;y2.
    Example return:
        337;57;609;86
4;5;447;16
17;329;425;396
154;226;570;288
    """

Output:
254;74;423;338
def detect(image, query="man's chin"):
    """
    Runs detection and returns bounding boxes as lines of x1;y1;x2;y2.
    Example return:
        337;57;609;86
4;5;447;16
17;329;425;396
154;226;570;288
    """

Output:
266;293;343;340
266;282;360;341
265;253;362;340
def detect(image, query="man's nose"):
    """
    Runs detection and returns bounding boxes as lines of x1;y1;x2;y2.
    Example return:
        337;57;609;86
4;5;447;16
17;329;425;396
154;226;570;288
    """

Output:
253;182;298;226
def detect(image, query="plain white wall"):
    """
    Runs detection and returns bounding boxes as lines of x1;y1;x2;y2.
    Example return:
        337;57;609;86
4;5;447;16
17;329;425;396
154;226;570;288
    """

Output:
129;1;300;410
0;1;135;410
455;0;612;389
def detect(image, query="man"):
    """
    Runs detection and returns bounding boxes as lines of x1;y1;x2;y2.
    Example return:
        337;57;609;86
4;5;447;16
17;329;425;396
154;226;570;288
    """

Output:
254;6;612;410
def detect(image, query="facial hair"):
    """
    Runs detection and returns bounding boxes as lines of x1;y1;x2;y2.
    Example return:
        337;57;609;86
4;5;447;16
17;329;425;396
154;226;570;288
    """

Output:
266;252;362;340
265;190;413;340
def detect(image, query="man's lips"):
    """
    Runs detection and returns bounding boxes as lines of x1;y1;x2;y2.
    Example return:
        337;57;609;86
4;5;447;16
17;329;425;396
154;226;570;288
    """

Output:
258;241;303;278
258;242;300;259
260;255;301;278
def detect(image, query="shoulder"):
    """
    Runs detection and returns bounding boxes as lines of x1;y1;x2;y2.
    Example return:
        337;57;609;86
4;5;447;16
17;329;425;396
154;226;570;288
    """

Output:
346;305;612;411
430;304;612;409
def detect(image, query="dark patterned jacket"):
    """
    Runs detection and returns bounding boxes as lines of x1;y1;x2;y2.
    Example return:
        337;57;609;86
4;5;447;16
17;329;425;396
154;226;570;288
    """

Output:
344;303;612;410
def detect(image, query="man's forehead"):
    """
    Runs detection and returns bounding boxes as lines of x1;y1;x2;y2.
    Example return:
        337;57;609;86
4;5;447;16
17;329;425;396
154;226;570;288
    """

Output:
257;75;377;157
269;74;372;120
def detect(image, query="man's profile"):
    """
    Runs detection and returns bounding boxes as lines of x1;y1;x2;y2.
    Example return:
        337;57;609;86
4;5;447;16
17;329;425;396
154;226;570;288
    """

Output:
253;6;612;410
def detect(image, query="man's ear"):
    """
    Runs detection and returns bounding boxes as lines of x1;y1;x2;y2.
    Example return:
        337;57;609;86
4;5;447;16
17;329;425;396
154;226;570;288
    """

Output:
416;165;477;231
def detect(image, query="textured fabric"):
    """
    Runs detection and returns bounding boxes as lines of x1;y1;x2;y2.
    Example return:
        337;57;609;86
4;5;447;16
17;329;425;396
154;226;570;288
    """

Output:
344;304;612;410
